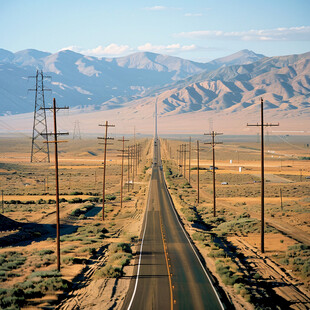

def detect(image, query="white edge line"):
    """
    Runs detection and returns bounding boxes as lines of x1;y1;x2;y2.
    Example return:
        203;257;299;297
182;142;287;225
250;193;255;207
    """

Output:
127;159;154;309
161;168;225;310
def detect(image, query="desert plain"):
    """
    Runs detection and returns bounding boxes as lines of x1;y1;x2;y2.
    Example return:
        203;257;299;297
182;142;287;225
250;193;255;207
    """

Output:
0;134;309;309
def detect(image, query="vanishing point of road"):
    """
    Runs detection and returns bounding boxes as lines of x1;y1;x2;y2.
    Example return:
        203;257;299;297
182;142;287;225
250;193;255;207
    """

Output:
122;139;226;310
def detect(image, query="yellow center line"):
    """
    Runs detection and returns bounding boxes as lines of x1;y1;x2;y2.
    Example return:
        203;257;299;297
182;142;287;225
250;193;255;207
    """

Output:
160;215;174;310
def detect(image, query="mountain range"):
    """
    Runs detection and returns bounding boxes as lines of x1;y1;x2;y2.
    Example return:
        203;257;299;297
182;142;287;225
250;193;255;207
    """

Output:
0;48;265;114
0;48;309;135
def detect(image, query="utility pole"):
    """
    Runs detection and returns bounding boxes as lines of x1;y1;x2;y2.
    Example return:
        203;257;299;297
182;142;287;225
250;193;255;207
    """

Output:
29;70;51;163
183;144;187;178
1;190;4;213
177;145;181;174
131;145;135;188
68;173;71;189
98;121;115;221
189;137;191;185
195;141;200;204
135;144;138;176
247;97;279;253
205;131;223;217
118;137;129;208
127;145;130;192
180;144;184;175
280;188;283;211
41;98;69;272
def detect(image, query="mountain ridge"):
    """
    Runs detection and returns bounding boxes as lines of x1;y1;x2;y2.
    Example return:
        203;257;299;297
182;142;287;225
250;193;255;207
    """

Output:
0;48;266;115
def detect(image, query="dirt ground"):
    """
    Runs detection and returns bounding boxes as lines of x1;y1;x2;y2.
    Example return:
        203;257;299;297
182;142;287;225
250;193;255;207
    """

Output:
1;135;309;309
161;137;310;310
0;137;153;309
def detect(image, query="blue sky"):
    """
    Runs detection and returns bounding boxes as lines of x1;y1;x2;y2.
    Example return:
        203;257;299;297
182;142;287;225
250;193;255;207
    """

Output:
1;0;310;61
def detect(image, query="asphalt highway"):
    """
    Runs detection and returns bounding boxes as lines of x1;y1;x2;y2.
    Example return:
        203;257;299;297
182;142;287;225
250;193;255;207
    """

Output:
122;139;225;310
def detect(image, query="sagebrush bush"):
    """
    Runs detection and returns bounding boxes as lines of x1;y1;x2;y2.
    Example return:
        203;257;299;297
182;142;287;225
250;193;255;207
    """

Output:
95;264;123;278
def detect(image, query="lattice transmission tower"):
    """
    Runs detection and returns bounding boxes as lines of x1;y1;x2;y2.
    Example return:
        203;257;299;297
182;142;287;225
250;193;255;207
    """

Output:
73;120;81;139
29;70;51;162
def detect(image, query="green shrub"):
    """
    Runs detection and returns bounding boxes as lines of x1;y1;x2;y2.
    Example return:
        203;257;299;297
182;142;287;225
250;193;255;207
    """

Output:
109;243;132;254
301;260;310;278
192;232;207;242
209;248;225;258
69;197;84;203
215;260;241;286
70;191;83;195
28;270;60;279
95;264;123;278
253;273;262;280
88;248;97;256
37;249;54;256
60;246;75;254
106;194;116;201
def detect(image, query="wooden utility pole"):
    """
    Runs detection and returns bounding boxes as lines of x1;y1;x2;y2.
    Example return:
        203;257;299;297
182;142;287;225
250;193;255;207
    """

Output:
45;175;49;193
183;144;187;177
247;97;279;253
205;131;223;217
98;121;115;221
131;145;135;189
127;145;130;192
135;144;138;176
195;141;200;204
118;137;129;208
1;190;4;213
42;98;69;272
189;137;191;185
177;145;182;174
280;188;283;211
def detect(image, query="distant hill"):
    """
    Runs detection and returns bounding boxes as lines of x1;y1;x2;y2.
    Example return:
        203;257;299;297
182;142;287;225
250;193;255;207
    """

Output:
145;51;310;116
1;48;309;135
0;48;265;115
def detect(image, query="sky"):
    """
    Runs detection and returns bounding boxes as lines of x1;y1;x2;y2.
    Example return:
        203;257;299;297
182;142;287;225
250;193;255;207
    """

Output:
1;0;310;62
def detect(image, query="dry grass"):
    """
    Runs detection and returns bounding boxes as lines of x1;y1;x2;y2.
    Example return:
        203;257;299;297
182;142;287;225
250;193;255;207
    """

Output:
0;136;153;308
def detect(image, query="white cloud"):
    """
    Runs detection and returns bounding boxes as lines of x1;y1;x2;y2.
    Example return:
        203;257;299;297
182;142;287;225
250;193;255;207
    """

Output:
138;43;199;54
88;44;131;56
59;44;132;57
143;6;181;11
177;26;310;41
144;6;167;11
59;43;216;58
184;13;203;17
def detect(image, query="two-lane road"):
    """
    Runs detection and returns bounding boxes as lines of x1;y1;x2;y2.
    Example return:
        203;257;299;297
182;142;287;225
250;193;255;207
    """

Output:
122;139;225;309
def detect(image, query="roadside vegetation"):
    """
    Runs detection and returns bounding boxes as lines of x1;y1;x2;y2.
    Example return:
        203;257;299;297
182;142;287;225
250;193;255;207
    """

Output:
161;139;310;310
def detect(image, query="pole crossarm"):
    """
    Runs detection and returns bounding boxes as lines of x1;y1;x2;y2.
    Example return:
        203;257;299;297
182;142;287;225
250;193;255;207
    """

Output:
247;123;279;127
99;124;115;128
40;107;69;111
